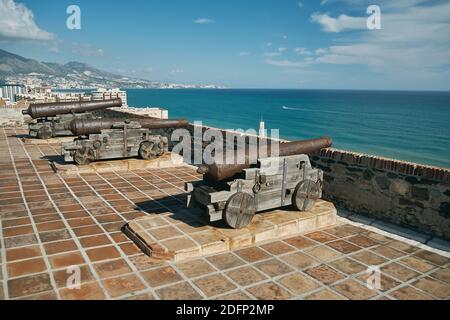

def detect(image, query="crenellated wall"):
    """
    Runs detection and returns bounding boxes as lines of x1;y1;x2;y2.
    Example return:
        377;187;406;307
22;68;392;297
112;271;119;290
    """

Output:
311;148;450;240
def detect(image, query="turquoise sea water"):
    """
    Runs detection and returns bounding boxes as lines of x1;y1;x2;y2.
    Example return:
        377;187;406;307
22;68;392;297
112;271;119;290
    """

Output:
126;89;450;168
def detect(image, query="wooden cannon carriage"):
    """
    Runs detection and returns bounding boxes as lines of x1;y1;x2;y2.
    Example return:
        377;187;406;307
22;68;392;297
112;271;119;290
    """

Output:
185;137;332;229
62;118;188;165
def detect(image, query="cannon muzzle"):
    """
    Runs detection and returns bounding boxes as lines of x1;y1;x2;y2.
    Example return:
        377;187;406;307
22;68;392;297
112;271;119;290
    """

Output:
199;137;333;182
22;98;122;119
67;118;189;135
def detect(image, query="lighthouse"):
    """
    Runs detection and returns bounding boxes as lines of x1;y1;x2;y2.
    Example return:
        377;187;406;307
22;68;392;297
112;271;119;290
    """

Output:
259;116;266;138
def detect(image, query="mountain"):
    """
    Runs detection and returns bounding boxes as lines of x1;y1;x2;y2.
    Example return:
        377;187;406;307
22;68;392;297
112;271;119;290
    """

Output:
0;49;222;89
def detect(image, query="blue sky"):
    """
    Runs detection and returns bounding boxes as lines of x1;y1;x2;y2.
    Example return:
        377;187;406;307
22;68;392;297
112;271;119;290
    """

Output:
0;0;449;90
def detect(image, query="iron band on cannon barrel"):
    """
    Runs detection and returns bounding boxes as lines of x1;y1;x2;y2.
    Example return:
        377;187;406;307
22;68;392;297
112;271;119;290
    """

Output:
62;118;189;165
186;137;333;229
22;99;123;139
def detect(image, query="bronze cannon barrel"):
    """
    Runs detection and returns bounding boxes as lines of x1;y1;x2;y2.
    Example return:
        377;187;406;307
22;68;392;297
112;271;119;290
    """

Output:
198;136;333;182
22;98;122;119
67;118;189;135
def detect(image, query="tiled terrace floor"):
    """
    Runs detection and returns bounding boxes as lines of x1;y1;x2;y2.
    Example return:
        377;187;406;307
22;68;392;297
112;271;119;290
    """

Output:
0;127;449;300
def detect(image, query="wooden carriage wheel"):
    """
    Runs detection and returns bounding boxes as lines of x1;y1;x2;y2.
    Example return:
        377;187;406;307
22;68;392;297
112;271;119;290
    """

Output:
223;192;256;229
36;126;53;140
139;141;159;160
292;179;321;211
73;146;96;166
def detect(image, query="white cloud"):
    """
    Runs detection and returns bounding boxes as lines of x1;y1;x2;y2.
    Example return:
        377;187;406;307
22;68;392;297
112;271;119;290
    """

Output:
239;52;251;57
294;47;312;55
264;47;287;57
170;69;184;75
265;58;309;68
49;47;59;54
72;43;105;57
194;18;215;24
298;2;303;8
311;2;450;75
266;42;273;47
0;0;54;41
311;13;366;33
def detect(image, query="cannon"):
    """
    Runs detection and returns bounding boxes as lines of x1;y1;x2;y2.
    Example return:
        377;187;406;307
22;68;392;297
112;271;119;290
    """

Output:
62;118;188;165
22;99;122;139
185;137;332;229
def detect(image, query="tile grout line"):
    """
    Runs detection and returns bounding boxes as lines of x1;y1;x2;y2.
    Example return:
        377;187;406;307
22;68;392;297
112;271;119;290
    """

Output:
4;128;61;300
96;170;208;300
72;173;159;300
14;129;114;299
0;189;10;300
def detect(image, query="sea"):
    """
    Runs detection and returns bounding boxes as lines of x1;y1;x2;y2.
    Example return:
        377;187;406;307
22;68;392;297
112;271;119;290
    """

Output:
125;89;450;168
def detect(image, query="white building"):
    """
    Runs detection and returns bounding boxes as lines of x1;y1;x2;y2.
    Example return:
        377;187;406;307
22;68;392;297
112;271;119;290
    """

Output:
91;88;128;108
0;84;24;103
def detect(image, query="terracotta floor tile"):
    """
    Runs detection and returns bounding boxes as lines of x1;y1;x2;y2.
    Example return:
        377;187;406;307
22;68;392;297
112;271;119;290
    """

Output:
304;289;345;300
215;291;252;300
277;273;320;295
126;292;155;300
332;279;377;300
283;236;316;249
327;240;361;254
390;286;433;300
3;225;34;237
177;259;215;278
156;281;203;300
305;231;337;243
119;242;141;256
207;253;244;270
17;290;57;300
305;265;345;285
36;221;66;232
387;240;418;254
414;250;449;267
102;274;146;298
254;259;294;278
381;263;420;282
8;273;53;299
371;246;406;259
281;252;319;270
86;246;121;262
141;266;182;287
73;225;104;237
60;282;106;300
260;241;296;255
8;258;47;278
330;257;367;275
235;247;271;263
346;235;378;248
129;254;166;271
399;256;436;273
6;245;42;262
4;234;38;249
94;259;133;278
47;250;82;268
411;277;450;299
430;268;450;284
305;246;342;262
39;229;71;243
44;240;78;255
246;282;292;300
226;266;267;287
194;274;237;298
351;250;387;266
53;265;94;288
67;217;96;228
79;235;112;248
